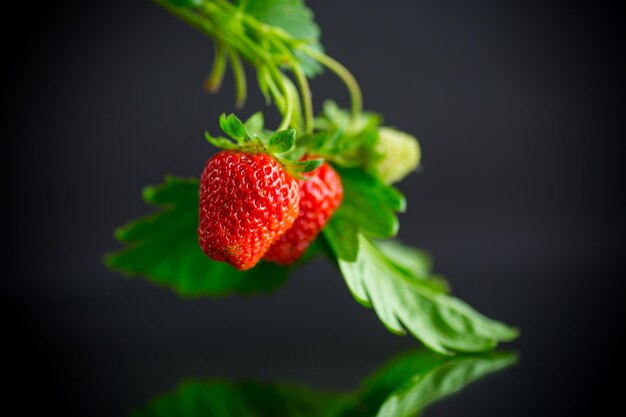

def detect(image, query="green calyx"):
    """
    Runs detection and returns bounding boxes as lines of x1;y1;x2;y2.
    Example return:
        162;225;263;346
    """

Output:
205;112;323;177
298;101;420;184
296;100;380;167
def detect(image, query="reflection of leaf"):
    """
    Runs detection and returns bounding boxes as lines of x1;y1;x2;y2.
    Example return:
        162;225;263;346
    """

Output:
105;176;291;297
372;352;517;417
129;349;516;417
129;379;350;417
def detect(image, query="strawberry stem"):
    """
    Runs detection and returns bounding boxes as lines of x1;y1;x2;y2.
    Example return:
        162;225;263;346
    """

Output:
272;69;294;131
293;64;314;134
151;0;362;130
205;39;227;93
297;44;363;117
228;49;247;108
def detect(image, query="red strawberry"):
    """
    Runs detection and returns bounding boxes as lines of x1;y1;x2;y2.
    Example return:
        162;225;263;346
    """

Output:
198;150;300;270
264;161;343;265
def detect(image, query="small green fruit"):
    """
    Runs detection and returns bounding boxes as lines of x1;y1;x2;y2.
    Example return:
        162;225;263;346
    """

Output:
366;127;421;184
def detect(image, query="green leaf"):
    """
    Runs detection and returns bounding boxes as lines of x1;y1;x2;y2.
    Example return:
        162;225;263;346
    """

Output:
321;100;382;136
244;111;264;136
304;102;382;166
278;156;325;178
294;43;324;78
286;157;324;173
241;0;324;77
268;128;296;153
105;176;291;296
324;229;519;354
242;0;319;43
219;113;247;142
375;240;432;276
300;157;324;172
376;240;449;293
323;215;360;262
331;167;406;255
204;132;239;150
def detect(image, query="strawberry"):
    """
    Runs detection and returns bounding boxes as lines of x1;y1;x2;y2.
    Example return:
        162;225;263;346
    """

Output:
365;127;421;184
198;113;325;270
264;161;343;265
198;150;300;270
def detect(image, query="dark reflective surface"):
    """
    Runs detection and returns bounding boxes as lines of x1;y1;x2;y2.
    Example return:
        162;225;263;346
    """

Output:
5;1;624;416
129;349;516;417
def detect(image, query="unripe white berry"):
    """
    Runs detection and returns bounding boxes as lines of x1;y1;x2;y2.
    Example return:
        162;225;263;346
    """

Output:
366;127;421;184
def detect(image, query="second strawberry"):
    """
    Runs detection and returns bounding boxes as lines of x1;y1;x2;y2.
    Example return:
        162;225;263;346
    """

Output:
264;161;343;265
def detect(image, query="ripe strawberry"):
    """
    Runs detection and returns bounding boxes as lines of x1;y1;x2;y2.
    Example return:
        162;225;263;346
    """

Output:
198;150;300;270
264;161;343;265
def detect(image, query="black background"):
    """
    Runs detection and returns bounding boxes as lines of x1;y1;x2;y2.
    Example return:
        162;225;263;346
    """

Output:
4;0;625;415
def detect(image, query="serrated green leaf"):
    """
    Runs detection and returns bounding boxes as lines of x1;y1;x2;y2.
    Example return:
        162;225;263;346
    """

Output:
219;113;247;142
324;229;519;354
241;0;324;77
375;240;449;293
268;128;296;153
105;177;291;296
375;240;433;276
242;0;319;42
